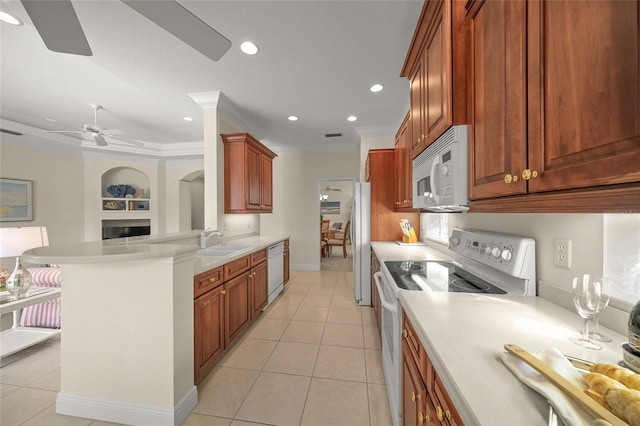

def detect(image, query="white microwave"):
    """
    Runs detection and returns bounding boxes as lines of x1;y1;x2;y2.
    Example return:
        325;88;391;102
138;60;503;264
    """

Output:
412;125;469;212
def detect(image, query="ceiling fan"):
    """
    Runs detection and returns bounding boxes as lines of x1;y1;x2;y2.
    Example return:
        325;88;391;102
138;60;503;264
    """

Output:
43;104;144;147
20;0;232;61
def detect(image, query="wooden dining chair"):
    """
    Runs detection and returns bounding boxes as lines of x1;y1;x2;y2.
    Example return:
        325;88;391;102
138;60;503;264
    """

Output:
326;221;350;258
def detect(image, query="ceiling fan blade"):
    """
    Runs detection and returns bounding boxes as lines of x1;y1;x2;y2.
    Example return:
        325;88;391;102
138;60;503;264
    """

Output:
94;135;108;146
121;0;231;61
42;130;83;134
20;0;92;56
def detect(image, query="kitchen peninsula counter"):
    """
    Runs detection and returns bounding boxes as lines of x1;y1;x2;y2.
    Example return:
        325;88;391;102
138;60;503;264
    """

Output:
400;291;627;425
19;231;290;426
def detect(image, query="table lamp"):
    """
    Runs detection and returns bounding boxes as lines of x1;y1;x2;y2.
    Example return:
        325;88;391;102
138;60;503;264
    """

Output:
0;227;49;299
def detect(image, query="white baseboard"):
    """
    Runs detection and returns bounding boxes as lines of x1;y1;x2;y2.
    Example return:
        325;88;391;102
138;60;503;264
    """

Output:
56;386;198;426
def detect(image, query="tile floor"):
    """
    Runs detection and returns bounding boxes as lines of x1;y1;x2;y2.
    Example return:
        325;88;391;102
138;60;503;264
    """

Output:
0;270;392;426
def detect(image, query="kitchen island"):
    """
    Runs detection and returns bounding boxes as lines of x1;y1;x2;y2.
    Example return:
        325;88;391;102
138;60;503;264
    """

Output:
21;231;288;426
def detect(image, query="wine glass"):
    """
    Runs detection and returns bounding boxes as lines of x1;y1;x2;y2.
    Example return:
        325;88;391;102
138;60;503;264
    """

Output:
589;276;613;342
570;274;604;350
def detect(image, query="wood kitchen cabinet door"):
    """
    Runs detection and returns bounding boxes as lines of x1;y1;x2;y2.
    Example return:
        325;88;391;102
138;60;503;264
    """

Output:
466;0;527;200
224;272;251;347
395;112;414;210
526;0;640;193
194;286;224;380
246;144;262;210
250;260;268;319
402;342;429;426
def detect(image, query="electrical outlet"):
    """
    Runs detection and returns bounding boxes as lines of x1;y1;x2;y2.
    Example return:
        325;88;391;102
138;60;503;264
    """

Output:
554;238;572;269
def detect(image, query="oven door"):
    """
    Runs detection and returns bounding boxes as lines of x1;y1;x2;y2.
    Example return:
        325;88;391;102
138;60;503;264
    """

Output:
374;271;402;426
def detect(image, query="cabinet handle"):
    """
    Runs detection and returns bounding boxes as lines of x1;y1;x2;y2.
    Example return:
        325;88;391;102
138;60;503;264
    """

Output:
221;289;226;295
418;412;425;424
522;169;538;180
403;329;408;338
436;406;443;421
504;174;519;184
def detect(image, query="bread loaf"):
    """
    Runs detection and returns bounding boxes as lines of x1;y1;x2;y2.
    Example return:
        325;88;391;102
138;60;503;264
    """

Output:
584;371;640;425
591;363;640;391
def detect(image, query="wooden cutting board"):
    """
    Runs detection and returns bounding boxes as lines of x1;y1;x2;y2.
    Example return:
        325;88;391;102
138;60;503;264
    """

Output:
504;344;627;426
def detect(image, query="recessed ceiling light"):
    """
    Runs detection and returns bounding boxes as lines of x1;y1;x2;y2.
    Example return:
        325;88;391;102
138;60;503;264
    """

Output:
183;116;193;122
288;116;298;121
240;41;259;55
370;84;384;93
0;11;23;26
347;116;358;122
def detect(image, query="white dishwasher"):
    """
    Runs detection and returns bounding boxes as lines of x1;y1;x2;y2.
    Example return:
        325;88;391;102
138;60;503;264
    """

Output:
267;242;284;304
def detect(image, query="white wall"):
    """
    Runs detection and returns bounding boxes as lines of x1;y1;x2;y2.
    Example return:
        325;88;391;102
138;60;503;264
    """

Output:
163;160;204;233
0;138;84;268
260;150;360;270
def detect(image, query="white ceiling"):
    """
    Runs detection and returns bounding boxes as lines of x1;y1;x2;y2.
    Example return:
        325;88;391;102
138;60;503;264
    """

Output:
0;0;422;157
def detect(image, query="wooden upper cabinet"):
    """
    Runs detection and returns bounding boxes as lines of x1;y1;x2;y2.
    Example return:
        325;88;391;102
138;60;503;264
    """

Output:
395;112;414;210
222;133;276;213
368;149;420;242
467;0;640;211
527;0;640;193
402;0;468;159
466;0;527;200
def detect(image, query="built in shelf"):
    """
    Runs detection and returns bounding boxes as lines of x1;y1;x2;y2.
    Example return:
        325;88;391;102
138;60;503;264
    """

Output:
102;198;150;212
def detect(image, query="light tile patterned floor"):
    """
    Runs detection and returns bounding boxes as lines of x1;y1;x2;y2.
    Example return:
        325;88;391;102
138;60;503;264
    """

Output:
0;269;392;426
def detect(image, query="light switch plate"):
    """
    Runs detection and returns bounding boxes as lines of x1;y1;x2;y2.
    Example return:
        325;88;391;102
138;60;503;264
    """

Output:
554;238;572;269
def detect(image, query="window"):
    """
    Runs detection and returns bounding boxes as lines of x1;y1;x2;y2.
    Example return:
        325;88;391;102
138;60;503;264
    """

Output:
603;214;640;302
424;213;449;245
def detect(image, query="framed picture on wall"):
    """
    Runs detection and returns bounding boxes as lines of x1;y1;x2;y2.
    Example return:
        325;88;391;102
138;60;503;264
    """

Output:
320;201;340;215
0;178;33;221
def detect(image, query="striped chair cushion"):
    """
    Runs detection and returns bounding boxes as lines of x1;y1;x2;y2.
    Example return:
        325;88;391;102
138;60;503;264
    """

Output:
27;267;61;287
20;297;61;328
19;267;62;328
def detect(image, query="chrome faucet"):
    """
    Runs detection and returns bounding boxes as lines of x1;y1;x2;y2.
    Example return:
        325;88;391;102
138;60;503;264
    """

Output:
200;229;224;248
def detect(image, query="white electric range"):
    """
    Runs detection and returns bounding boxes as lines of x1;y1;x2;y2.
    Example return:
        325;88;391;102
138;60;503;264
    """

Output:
374;228;536;426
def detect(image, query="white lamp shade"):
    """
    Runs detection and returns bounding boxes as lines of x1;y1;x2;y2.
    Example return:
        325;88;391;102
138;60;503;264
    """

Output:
0;226;49;258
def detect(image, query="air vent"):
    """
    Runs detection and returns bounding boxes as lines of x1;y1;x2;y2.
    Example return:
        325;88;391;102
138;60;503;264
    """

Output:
0;128;23;136
325;133;342;138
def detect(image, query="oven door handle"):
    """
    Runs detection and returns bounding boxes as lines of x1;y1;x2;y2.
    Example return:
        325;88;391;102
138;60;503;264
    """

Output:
374;272;397;313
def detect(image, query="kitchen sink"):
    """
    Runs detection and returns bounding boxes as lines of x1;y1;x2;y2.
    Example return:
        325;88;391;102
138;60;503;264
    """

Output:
196;244;252;257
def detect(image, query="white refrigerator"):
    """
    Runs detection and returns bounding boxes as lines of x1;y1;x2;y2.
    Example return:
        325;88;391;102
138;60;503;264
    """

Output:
351;182;371;306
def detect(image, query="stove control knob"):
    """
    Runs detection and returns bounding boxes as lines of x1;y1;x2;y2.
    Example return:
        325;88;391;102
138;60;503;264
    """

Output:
501;249;512;262
491;247;501;258
485;246;493;256
449;235;460;247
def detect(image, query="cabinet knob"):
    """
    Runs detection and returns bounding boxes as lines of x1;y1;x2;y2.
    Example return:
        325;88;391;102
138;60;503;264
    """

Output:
209;277;216;283
411;391;416;402
504;174;519;184
418;412;425;424
436;406;443;421
522;169;538;180
221;289;227;295
403;329;408;338
446;409;451;420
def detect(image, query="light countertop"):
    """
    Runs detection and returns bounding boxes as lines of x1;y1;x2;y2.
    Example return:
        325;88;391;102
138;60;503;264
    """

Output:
22;231;289;275
371;242;627;425
371;241;453;262
400;292;626;425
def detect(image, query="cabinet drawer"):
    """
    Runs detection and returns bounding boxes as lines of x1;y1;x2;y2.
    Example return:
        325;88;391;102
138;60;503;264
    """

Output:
194;266;223;299
251;249;267;266
224;255;251;281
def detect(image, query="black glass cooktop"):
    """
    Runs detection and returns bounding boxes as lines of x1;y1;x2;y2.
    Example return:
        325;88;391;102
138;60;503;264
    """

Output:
384;260;507;294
